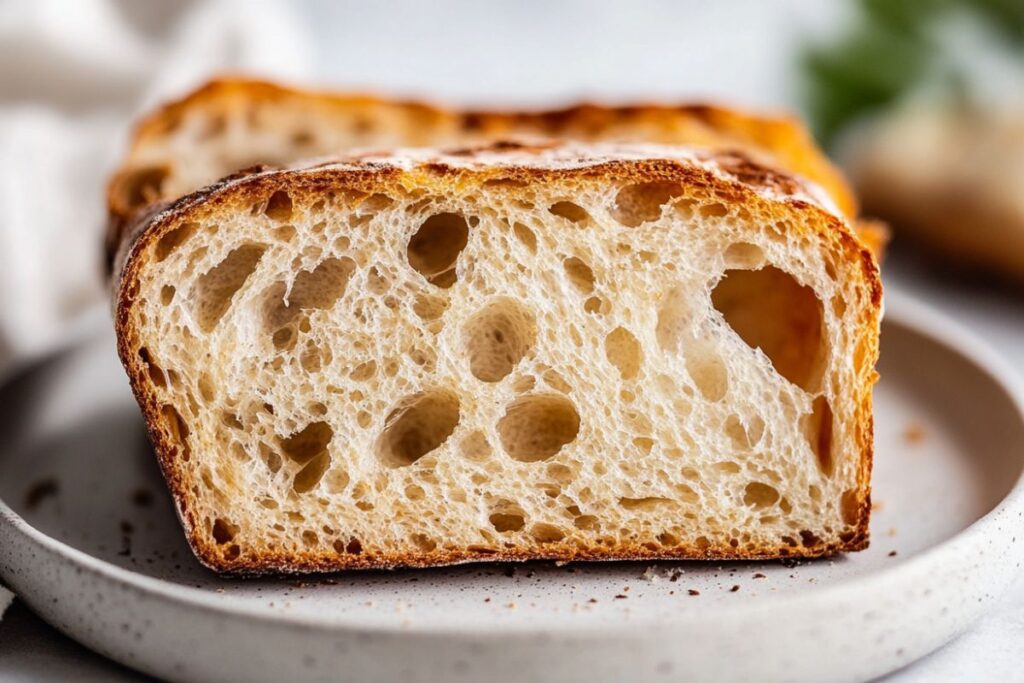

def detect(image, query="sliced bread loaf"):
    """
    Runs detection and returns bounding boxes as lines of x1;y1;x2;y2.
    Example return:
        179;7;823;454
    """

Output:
114;141;881;573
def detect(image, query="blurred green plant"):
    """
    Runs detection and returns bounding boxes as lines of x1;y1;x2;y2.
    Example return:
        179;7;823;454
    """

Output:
802;0;1024;145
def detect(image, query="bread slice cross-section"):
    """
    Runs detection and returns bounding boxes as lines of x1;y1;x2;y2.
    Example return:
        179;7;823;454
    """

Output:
114;141;881;573
106;77;889;267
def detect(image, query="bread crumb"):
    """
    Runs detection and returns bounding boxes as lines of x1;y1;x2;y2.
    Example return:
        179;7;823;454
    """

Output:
903;423;926;444
614;594;628;600
888;550;898;557
24;478;59;510
730;585;740;592
131;488;154;508
753;572;767;579
688;589;700;596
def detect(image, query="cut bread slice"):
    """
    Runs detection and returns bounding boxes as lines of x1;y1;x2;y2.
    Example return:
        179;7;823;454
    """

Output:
114;141;881;574
107;77;886;266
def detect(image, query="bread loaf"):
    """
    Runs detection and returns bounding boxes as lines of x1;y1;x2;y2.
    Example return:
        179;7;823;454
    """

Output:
114;141;881;573
107;78;886;267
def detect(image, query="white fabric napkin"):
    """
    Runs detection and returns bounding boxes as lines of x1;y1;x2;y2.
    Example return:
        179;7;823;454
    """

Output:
0;0;312;618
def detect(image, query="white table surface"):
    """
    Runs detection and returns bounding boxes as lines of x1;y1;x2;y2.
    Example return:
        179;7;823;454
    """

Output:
2;1;1022;679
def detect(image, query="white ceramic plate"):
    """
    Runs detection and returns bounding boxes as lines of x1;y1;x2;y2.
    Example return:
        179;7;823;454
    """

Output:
1;293;1022;683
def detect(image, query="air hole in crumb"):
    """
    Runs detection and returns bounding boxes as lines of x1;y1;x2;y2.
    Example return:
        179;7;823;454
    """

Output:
264;191;293;222
162;405;190;461
155;222;198;262
273;225;297;243
498;394;580;462
541;368;572;393
360;193;394;212
413;293;448;321
489;501;526;532
293;453;331;493
549;201;591;223
459;430;492;461
512;375;536;393
712;266;826;393
193;244;266;331
563;257;595;294
841;489;860;525
366;266;390;295
700;202;729;217
264;257;356;347
800;530;821;547
325;468;349;494
605;327;643;380
411;534;436;552
743;482;780;509
611;181;683;227
655;285;691;353
160;285;176;305
280;422;334;464
488;513;525;534
685;346;729;402
376;391;460;467
512;222;537;252
805;396;835;476
619;497;676;511
463;298;536;382
584;296;604;314
529;523;565;543
725;414;764;449
723;242;765;269
350;360;377;382
407;212;470;288
138;347;166;388
212;518;238;544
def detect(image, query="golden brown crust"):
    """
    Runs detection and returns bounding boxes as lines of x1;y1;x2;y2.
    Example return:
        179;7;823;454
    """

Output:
115;141;880;574
106;76;864;269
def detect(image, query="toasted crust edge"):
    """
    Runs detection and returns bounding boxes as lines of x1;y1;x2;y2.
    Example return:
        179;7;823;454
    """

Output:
114;144;880;574
106;76;861;268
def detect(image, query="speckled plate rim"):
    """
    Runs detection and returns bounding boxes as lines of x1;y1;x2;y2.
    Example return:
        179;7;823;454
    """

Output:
2;291;1023;641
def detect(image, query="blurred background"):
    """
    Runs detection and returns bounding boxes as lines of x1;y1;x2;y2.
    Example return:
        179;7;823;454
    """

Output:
1;0;1022;372
0;0;1022;677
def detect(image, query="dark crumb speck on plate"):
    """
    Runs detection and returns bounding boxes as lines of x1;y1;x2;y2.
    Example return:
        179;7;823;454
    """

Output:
24;478;59;509
730;585;741;592
753;572;767;579
688;589;700;596
888;550;898;557
614;594;627;599
132;488;154;507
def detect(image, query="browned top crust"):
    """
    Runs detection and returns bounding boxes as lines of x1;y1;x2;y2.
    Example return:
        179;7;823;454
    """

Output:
107;77;865;268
